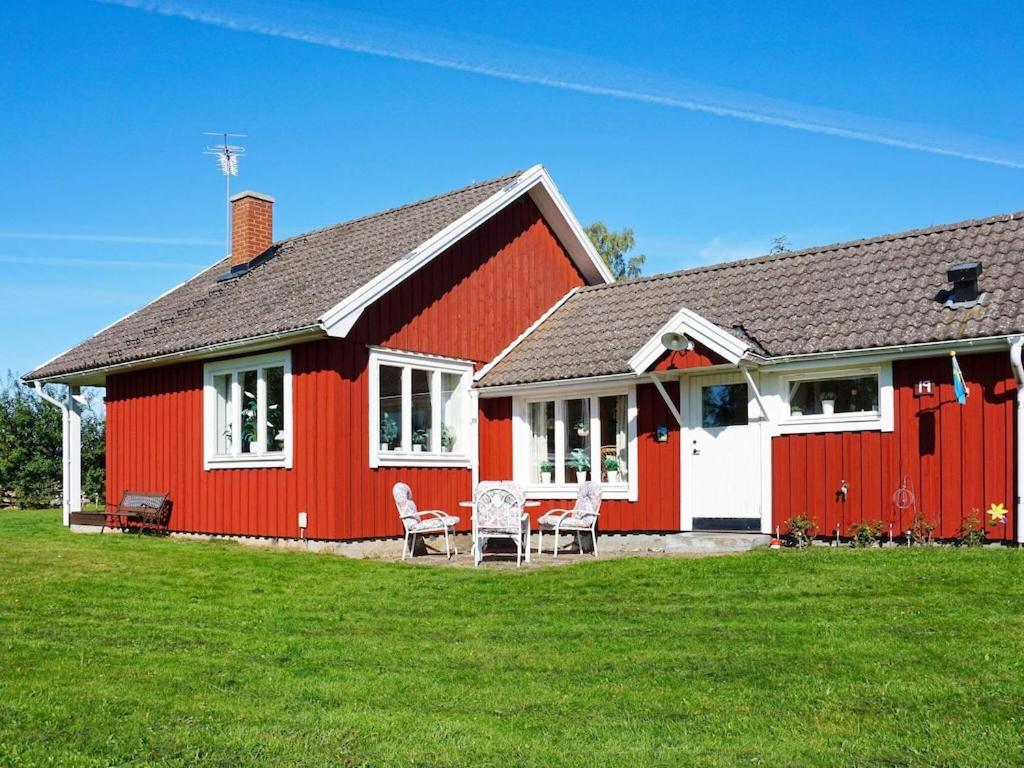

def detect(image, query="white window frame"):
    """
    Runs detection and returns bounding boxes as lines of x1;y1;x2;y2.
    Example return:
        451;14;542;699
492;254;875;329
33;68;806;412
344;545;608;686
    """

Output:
368;348;474;468
774;362;893;434
203;350;293;470
512;384;638;500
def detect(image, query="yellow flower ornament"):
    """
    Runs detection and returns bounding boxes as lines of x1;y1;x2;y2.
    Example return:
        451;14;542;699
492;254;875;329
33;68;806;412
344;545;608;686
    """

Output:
987;503;1008;525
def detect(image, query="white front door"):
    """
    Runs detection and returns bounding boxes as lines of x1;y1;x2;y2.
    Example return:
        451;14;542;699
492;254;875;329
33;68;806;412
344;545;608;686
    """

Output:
684;372;762;531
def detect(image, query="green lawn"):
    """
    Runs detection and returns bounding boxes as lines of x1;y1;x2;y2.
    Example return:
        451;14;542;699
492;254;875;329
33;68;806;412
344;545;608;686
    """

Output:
2;510;1023;767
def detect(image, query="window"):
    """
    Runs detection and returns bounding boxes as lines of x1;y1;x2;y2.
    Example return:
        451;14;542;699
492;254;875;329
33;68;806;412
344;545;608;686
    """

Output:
514;387;637;499
379;365;403;450
598;394;629;483
701;383;748;428
527;401;555;483
789;374;878;417
775;364;893;434
203;350;292;469
564;398;591;482
369;349;473;467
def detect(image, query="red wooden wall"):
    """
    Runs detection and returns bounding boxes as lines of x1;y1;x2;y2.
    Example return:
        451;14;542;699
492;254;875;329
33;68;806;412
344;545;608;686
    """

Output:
349;195;585;365
105;194;588;540
106;339;475;539
651;342;727;371
772;352;1017;541
477;382;683;531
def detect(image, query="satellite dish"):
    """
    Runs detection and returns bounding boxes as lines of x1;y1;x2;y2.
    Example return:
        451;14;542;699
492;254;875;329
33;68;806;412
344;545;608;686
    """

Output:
661;331;694;352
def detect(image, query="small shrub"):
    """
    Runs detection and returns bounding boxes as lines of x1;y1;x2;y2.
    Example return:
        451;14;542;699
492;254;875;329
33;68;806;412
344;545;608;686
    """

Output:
785;514;817;548
958;512;986;547
848;520;883;548
909;513;935;546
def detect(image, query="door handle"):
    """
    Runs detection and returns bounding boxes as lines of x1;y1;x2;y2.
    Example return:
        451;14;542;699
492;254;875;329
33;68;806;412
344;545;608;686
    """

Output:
692;440;701;456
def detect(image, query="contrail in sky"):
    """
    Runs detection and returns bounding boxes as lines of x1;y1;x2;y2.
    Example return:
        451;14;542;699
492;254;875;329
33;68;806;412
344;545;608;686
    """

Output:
0;232;220;246
96;0;1024;170
0;255;207;269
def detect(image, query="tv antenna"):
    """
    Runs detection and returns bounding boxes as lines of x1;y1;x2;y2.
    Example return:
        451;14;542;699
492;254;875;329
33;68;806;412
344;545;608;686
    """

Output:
203;132;247;257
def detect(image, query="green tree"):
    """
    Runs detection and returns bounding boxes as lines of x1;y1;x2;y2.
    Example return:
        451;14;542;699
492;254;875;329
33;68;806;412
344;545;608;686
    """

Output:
585;222;646;280
81;397;105;505
0;373;62;507
0;373;105;508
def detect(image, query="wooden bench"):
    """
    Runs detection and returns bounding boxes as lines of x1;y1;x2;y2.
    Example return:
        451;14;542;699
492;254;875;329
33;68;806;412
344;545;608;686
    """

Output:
104;491;172;534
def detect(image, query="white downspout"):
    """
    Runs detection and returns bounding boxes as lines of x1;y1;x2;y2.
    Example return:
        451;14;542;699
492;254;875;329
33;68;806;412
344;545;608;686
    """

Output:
1009;336;1024;545
33;382;82;526
469;388;480;491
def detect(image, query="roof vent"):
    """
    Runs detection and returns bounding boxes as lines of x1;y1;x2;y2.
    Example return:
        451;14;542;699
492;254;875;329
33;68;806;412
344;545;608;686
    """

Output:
944;261;984;308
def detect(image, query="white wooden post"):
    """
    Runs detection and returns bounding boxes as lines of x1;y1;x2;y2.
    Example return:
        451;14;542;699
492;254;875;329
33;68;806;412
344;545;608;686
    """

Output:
65;386;83;524
35;382;82;526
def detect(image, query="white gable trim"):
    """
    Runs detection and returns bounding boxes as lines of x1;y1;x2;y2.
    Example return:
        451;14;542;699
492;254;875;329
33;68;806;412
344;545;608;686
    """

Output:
317;165;612;338
628;307;752;372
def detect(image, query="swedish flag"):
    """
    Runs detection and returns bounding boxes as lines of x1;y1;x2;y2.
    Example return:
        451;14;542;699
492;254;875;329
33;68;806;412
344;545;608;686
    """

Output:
951;351;968;405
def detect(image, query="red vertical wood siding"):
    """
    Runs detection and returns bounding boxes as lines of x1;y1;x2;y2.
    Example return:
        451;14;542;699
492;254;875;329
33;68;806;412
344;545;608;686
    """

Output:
106;339;476;539
772;352;1017;541
477;382;682;531
478;397;513;481
105;193;586;540
349;196;585;365
651;342;727;371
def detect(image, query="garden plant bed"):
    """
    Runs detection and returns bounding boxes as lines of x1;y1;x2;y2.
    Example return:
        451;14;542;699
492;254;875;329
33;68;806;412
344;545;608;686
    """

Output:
2;509;1023;767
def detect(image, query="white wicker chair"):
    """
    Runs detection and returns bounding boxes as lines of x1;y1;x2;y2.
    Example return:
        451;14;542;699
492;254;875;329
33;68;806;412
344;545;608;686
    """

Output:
392;482;459;560
537;482;602;557
473;482;530;566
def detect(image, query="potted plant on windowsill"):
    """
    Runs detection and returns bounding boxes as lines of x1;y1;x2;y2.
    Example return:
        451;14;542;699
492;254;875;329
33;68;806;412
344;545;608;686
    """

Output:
604;455;621;483
540;460;553;484
568;448;590;483
441;425;455;453
819;389;837;416
380;412;398;452
412;429;429;452
574;419;590;438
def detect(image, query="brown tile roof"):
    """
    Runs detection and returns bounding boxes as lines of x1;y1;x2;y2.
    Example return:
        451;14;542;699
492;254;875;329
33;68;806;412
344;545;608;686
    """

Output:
479;210;1024;387
27;171;521;381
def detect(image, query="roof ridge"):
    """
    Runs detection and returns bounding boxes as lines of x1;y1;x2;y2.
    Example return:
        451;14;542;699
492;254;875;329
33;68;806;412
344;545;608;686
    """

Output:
577;208;1024;294
271;169;524;249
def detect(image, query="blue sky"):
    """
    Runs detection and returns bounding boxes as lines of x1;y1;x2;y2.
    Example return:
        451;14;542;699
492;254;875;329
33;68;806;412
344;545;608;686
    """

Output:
3;0;1023;378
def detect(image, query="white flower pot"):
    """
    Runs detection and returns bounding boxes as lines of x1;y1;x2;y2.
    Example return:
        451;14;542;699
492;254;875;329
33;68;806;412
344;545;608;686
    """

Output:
576;429;589;437
541;472;552;484
821;400;835;415
380;443;389;452
576;471;588;483
606;470;619;483
413;444;423;452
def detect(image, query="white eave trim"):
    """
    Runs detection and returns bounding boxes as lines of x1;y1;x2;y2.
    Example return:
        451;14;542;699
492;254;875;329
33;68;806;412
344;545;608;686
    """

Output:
760;334;1019;370
628;306;752;372
475;333;1024;396
317;165;613;338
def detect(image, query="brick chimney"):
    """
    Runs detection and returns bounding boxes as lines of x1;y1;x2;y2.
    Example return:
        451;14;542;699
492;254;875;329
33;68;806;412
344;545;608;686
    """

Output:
229;191;275;267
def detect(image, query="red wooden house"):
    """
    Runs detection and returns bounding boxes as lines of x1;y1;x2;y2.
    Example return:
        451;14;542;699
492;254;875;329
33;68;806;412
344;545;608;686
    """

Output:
25;166;1024;544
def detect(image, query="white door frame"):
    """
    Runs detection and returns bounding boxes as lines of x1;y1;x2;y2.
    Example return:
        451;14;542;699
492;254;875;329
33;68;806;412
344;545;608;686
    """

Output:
678;369;772;533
